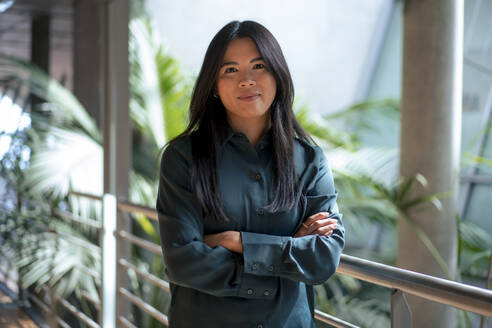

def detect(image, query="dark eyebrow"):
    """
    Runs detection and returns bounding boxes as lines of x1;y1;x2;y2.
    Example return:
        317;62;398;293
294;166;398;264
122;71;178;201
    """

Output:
220;57;264;68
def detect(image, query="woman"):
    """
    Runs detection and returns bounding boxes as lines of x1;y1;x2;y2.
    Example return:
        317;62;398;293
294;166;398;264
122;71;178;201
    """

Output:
156;20;344;328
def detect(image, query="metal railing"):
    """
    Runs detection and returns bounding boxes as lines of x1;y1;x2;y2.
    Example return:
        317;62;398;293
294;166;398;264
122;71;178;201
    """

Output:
0;194;104;328
2;190;492;328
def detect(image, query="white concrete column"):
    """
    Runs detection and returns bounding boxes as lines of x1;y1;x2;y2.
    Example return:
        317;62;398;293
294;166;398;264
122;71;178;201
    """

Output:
397;1;463;327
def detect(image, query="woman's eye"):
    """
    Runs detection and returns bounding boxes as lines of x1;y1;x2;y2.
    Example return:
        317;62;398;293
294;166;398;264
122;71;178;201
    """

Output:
253;63;265;69
224;67;237;73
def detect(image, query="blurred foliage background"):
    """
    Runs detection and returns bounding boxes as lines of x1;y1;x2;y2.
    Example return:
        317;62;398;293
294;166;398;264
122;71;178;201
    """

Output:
0;2;491;328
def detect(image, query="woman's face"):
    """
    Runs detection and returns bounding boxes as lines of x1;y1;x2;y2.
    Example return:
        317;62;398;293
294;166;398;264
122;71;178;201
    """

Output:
216;37;277;125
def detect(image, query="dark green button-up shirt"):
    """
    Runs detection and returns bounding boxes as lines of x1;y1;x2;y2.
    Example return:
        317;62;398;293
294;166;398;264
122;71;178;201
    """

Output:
156;126;345;328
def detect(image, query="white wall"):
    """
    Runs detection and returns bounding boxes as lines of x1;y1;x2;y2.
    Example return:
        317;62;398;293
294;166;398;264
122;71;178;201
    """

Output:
145;0;389;114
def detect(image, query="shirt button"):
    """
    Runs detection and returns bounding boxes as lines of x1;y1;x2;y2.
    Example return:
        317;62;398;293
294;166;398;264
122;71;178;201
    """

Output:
247;289;253;295
254;173;262;181
268;265;274;272
257;208;264;216
263;290;270;296
251;263;257;270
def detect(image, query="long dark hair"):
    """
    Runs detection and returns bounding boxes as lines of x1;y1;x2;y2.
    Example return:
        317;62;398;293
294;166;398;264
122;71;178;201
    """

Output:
176;20;314;221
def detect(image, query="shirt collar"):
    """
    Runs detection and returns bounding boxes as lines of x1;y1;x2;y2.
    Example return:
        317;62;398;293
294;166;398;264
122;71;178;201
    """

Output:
222;120;272;150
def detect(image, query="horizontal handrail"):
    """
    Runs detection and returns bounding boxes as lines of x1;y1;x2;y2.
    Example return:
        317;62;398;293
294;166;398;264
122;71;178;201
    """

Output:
37;285;100;327
68;190;103;201
80;289;101;310
27;291;50;314
314;309;359;328
55;317;71;328
118;200;158;220
67;192;492;321
119;258;170;292
59;297;100;328
68;192;159;221
54;208;102;230
120;316;138;328
118;256;360;327
119;287;169;326
338;254;492;318
118;230;163;255
75;263;101;284
27;291;71;328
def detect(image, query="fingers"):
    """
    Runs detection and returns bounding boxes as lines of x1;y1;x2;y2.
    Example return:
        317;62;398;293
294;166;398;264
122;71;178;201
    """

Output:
294;212;339;238
294;213;339;238
304;212;331;226
306;217;337;231
305;212;338;236
306;219;338;235
295;222;337;238
317;223;338;236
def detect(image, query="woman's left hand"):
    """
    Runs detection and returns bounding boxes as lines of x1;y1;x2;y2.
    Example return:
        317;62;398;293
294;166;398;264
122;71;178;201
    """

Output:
294;212;338;238
203;231;243;254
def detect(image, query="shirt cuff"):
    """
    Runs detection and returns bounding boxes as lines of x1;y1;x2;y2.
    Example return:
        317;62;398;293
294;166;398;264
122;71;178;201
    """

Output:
237;272;279;300
240;231;288;277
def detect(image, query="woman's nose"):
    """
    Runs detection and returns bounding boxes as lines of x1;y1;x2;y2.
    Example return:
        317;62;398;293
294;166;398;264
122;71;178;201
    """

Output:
239;79;256;88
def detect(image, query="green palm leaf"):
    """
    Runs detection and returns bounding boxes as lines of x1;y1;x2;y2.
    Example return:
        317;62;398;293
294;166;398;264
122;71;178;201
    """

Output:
129;17;166;147
0;53;101;142
23;127;102;198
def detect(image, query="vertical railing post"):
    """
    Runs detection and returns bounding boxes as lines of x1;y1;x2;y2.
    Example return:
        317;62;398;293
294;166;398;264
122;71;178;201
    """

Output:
102;194;117;328
102;0;131;324
391;289;412;328
16;191;26;306
98;210;104;327
47;201;58;327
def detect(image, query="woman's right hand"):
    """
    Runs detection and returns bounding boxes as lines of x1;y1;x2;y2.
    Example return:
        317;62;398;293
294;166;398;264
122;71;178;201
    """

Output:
294;212;338;238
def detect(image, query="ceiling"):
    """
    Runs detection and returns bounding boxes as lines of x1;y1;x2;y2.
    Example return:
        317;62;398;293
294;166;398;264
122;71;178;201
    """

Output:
0;0;73;59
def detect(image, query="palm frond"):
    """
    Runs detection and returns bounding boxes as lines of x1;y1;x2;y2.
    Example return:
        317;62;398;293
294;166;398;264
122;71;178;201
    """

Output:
129;17;166;147
295;102;358;150
0;53;100;142
129;171;158;206
156;48;190;141
459;220;492;279
324;98;399;122
22;127;102;199
11;210;100;301
328;147;399;187
460;221;492;251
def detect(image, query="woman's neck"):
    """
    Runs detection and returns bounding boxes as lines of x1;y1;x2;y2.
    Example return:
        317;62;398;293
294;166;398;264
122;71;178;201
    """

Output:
227;114;270;147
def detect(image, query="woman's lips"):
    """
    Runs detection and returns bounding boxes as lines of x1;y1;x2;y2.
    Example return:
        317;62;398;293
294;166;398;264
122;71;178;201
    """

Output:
238;93;260;102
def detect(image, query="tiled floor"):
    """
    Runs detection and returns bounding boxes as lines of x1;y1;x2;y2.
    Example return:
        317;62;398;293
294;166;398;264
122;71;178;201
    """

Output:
0;289;38;328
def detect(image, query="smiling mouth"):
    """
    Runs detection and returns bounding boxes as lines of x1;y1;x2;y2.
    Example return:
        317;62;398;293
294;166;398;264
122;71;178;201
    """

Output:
238;94;260;101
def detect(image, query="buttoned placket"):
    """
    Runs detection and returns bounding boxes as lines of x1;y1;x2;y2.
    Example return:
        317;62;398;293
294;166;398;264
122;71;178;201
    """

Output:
224;128;282;308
